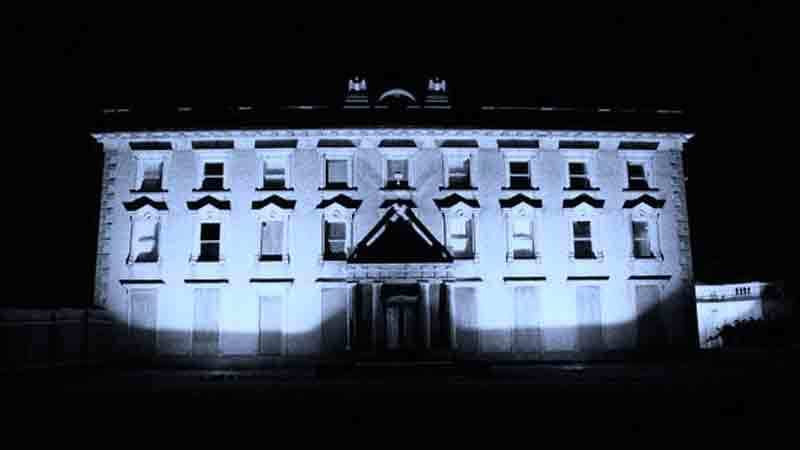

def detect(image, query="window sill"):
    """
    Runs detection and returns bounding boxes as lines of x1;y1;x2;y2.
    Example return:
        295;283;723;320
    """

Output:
563;187;601;192
502;187;540;193
623;188;659;193
257;255;289;264
130;189;168;194
380;186;416;191
569;252;605;263
256;187;295;192
319;187;358;192
192;189;231;193
126;260;160;267
191;259;225;266
507;254;542;264
440;186;478;191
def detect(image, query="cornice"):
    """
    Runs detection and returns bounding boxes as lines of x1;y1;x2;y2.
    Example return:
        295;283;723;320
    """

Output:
93;128;693;146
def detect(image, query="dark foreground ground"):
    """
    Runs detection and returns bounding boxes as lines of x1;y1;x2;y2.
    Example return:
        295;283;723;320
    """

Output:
3;350;798;435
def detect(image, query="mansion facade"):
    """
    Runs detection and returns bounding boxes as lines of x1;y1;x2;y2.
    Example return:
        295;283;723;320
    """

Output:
91;78;697;361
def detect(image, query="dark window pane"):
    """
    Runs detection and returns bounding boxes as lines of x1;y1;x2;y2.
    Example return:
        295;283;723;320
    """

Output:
569;162;587;175
510;175;531;189
199;243;220;261
200;223;221;241
140;178;162;192
574;221;591;238
204;163;224;176
634;240;653;258
509;161;529;175
201;177;224;190
263;178;286;189
326;222;346;240
632;222;648;239
569;177;591;189
574;241;594;259
628;164;645;178
628;179;650;190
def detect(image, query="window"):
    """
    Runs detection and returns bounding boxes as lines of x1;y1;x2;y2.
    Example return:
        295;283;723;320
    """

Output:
386;159;409;188
447;157;471;188
509;161;531;189
260;221;284;261
568;162;592;189
448;216;474;258
512;217;535;259
199;223;221;262
324;221;347;260
627;162;649;190
201;162;225;191
140;160;164;192
573;221;594;259
325;159;349;189
129;220;160;263
632;221;653;258
262;159;286;189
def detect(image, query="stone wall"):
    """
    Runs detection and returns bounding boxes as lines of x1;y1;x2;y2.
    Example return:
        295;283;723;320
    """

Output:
0;308;114;371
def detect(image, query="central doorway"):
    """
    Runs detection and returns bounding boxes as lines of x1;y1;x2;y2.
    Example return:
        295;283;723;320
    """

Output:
381;283;421;353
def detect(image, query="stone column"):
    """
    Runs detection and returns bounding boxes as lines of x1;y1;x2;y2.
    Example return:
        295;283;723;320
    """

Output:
371;282;382;352
419;281;431;350
445;282;457;350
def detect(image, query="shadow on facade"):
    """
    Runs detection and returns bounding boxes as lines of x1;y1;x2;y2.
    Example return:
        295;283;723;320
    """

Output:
53;286;702;371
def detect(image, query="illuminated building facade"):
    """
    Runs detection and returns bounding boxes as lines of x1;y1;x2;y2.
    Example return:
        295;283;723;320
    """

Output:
91;77;697;361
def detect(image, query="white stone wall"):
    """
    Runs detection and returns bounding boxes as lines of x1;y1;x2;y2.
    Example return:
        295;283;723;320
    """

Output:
94;130;695;359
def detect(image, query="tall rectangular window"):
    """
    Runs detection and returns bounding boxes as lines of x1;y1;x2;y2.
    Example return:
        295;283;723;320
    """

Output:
140;161;163;192
627;162;649;190
448;217;473;258
512;218;535;259
386;159;409;188
568;162;591;189
263;159;286;189
326;159;349;189
131;220;159;263
199;223;221;262
573;221;594;259
201;162;225;190
632;221;653;258
260;221;284;261
324;221;347;260
447;157;470;188
509;161;531;189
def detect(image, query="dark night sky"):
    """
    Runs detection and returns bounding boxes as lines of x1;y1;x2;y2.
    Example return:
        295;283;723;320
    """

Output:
15;5;776;308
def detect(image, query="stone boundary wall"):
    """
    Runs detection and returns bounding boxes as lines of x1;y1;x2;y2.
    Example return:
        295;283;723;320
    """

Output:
0;308;115;371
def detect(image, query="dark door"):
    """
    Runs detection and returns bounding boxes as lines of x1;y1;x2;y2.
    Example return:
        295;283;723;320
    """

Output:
130;289;157;355
385;301;418;351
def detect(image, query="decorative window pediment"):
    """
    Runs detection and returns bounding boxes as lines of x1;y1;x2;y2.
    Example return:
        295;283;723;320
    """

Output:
622;195;666;210
187;196;231;212
563;194;605;211
123;197;168;213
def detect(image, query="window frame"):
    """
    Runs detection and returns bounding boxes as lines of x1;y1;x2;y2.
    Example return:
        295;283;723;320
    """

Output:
501;147;540;191
131;149;171;193
563;201;605;262
501;199;542;263
252;201;293;265
126;210;166;266
318;202;358;263
625;202;664;262
193;148;232;192
438;201;480;261
189;202;230;266
620;150;658;192
441;147;478;190
255;147;293;191
318;147;357;191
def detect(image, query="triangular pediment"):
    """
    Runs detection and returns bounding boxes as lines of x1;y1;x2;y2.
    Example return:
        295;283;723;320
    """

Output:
348;204;453;264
